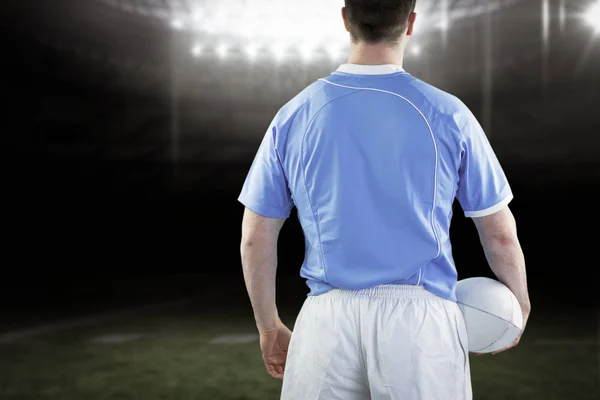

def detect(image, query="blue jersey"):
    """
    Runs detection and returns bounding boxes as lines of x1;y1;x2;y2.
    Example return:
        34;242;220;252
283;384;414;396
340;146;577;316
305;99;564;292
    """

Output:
238;64;512;302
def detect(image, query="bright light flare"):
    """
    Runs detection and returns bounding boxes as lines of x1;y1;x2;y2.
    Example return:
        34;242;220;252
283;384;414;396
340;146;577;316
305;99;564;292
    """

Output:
437;20;449;31
271;43;289;61
191;44;203;57
216;43;229;58
194;1;347;48
299;43;316;62
245;43;261;60
584;1;600;34
193;9;204;22
411;45;422;56
171;19;183;29
327;45;346;61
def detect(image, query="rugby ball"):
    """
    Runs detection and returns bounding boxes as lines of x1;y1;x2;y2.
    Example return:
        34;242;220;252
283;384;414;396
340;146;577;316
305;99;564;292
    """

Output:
456;277;523;353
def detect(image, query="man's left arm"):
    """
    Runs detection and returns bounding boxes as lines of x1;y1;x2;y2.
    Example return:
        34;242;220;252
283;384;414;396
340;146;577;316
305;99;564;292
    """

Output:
237;114;295;379
240;208;292;379
240;208;285;332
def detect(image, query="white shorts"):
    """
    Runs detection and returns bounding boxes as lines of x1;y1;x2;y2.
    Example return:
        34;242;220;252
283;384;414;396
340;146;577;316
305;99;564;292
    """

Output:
281;285;472;400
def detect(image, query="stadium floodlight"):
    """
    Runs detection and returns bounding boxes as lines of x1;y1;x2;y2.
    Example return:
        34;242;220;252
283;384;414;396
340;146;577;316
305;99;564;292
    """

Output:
299;43;316;62
270;42;290;62
245;43;260;60
105;0;529;50
584;1;600;34
216;43;229;58
327;45;346;61
196;1;348;50
171;19;183;29
153;0;528;61
437;20;449;31
191;44;203;57
192;9;204;22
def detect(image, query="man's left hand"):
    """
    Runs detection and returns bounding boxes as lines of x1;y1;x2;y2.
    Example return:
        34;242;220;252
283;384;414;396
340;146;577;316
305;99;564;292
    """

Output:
259;321;292;379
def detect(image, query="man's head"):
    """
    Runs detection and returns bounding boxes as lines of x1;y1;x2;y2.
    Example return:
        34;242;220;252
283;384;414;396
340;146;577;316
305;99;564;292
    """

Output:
342;0;417;46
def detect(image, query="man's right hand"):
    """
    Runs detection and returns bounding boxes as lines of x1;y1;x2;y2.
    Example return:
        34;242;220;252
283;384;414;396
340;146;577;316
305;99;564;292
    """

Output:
489;304;530;355
474;303;530;356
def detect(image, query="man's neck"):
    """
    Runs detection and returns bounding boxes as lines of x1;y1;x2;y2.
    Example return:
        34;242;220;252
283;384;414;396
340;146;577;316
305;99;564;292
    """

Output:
347;41;405;67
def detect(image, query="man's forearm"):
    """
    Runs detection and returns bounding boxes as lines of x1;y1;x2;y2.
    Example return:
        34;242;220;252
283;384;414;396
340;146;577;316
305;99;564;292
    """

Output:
481;237;531;312
241;242;280;332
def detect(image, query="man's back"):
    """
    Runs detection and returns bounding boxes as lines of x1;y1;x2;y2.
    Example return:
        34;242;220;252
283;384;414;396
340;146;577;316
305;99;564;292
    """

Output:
239;64;513;301
239;3;530;396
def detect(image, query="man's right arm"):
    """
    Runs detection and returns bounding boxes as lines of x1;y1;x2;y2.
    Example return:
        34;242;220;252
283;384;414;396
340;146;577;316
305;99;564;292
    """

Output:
450;97;530;352
472;206;531;351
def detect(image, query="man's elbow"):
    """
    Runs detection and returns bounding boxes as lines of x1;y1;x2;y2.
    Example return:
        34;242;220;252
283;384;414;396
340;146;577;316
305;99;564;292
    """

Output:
240;236;254;250
240;235;269;258
240;237;256;264
485;236;520;255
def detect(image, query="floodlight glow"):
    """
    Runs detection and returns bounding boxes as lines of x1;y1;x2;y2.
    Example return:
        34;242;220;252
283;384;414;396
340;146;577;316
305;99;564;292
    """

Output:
193;10;204;22
271;43;289;61
193;1;348;48
216;43;229;58
327;46;345;61
204;23;215;34
191;45;203;57
300;43;316;61
411;45;422;56
584;1;600;34
113;0;527;48
245;44;260;59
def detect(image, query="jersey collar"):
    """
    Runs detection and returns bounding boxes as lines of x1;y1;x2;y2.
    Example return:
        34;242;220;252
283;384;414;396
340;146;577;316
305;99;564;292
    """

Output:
336;64;405;75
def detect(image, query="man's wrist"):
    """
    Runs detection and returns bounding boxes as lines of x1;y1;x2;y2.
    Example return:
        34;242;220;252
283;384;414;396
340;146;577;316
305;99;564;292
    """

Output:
257;313;282;334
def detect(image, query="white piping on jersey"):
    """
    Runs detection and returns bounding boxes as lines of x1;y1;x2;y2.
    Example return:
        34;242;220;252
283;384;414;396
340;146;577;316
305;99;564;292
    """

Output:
318;78;442;260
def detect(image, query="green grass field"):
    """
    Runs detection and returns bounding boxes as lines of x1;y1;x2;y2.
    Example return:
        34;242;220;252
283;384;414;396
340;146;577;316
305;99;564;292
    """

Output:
0;291;597;400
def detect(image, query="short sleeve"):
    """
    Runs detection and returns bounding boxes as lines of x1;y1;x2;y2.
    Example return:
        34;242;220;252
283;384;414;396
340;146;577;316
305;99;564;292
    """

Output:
238;120;294;219
456;108;513;218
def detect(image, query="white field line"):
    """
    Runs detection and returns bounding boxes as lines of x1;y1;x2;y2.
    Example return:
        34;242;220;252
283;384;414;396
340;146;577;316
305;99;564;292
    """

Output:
0;297;193;344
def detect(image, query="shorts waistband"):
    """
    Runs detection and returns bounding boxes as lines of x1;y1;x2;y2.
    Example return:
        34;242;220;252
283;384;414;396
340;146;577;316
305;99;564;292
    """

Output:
328;284;438;299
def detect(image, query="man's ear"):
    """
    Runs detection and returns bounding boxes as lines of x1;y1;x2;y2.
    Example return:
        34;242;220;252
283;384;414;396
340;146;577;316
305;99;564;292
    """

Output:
342;7;351;33
406;12;417;36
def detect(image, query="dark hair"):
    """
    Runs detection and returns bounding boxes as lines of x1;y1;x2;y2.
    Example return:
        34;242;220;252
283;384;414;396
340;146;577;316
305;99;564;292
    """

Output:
344;0;417;45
